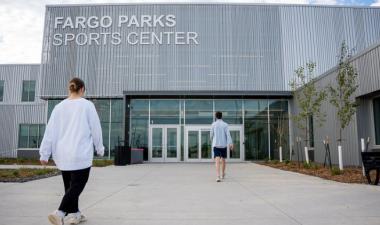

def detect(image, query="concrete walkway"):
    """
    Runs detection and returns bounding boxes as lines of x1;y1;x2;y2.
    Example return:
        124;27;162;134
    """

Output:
0;163;379;225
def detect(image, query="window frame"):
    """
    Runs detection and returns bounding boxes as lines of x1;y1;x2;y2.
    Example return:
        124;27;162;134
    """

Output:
21;80;36;102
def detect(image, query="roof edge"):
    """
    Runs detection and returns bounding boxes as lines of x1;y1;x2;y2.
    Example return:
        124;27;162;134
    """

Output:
312;40;380;83
45;3;380;9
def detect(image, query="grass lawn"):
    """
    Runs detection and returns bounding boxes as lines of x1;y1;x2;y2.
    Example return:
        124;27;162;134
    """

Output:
259;160;370;184
0;158;55;166
92;159;114;167
0;168;60;183
0;158;114;167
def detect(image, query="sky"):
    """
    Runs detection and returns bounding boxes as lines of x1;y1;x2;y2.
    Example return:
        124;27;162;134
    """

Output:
0;0;379;64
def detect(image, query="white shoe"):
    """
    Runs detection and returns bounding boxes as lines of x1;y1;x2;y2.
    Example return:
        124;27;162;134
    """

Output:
66;212;87;224
216;177;221;182
48;210;64;225
221;173;226;179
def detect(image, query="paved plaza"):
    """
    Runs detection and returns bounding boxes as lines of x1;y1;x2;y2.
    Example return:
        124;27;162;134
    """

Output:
0;163;379;225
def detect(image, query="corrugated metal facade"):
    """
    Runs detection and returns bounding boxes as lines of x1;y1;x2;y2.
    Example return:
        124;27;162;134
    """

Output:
353;43;380;97
0;104;46;158
40;4;380;98
0;64;43;103
292;43;380;166
0;64;47;157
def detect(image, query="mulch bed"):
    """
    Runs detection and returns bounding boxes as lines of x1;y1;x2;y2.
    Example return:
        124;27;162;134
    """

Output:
258;161;371;184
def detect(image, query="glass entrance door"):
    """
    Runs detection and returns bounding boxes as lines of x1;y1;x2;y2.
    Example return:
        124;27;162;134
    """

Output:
149;125;180;162
184;125;243;162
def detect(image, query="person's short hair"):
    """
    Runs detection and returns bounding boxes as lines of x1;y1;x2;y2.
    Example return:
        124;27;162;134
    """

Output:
215;111;222;119
69;77;85;93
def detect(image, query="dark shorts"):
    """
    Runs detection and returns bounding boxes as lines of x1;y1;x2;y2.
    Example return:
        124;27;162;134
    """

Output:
213;147;227;159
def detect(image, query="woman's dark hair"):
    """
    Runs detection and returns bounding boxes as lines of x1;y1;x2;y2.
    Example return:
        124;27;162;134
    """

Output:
215;111;222;119
69;77;85;93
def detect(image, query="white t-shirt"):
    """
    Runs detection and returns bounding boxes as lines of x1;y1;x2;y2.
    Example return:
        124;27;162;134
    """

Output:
39;98;105;171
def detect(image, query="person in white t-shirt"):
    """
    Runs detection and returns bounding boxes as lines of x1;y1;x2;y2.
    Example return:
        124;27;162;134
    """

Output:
39;77;104;225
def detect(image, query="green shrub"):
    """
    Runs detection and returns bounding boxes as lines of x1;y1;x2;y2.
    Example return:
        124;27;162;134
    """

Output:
312;163;319;170
92;159;113;167
12;170;19;177
285;160;290;164
303;162;311;169
331;167;343;176
35;169;47;176
272;160;279;164
331;166;343;176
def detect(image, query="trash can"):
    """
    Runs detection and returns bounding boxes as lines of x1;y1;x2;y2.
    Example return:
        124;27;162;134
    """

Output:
130;148;144;164
114;146;128;166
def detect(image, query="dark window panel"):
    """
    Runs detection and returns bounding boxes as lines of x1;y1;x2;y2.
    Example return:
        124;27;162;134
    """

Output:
0;80;4;101
373;97;380;145
21;80;36;102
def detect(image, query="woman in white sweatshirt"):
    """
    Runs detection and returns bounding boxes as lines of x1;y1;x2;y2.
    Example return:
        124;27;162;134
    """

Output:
39;77;105;225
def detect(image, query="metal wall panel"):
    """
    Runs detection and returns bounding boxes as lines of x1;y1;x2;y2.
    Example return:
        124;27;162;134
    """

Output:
354;44;380;97
0;64;43;104
0;104;46;158
280;6;380;88
40;4;380;98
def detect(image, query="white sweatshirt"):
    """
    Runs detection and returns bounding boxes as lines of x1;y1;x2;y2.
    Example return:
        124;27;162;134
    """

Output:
39;98;105;171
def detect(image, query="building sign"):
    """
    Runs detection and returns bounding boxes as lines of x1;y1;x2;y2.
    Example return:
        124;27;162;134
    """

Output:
52;15;199;46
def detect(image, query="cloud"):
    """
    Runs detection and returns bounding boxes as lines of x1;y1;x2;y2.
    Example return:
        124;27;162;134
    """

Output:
311;0;338;4
372;0;380;6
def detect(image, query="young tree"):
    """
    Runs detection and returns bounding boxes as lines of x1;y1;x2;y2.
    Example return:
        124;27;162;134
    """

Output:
328;42;359;170
273;112;288;162
289;62;327;164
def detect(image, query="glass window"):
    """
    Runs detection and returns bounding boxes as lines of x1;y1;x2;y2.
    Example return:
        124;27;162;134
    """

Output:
214;100;243;124
244;99;269;160
18;124;45;148
245;99;268;111
0;80;4;101
150;100;180;124
130;99;149;160
92;99;110;157
29;125;39;148
21;80;36;102
110;99;124;157
47;99;62;120
185;100;213;124
18;125;29;148
373;97;380;145
38;124;46;147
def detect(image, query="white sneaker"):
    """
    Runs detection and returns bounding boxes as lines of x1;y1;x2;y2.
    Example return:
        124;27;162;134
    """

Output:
48;210;64;225
221;173;226;179
216;177;221;182
66;212;87;224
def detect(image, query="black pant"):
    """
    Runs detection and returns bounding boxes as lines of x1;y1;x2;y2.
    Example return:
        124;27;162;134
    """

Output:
58;167;91;214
